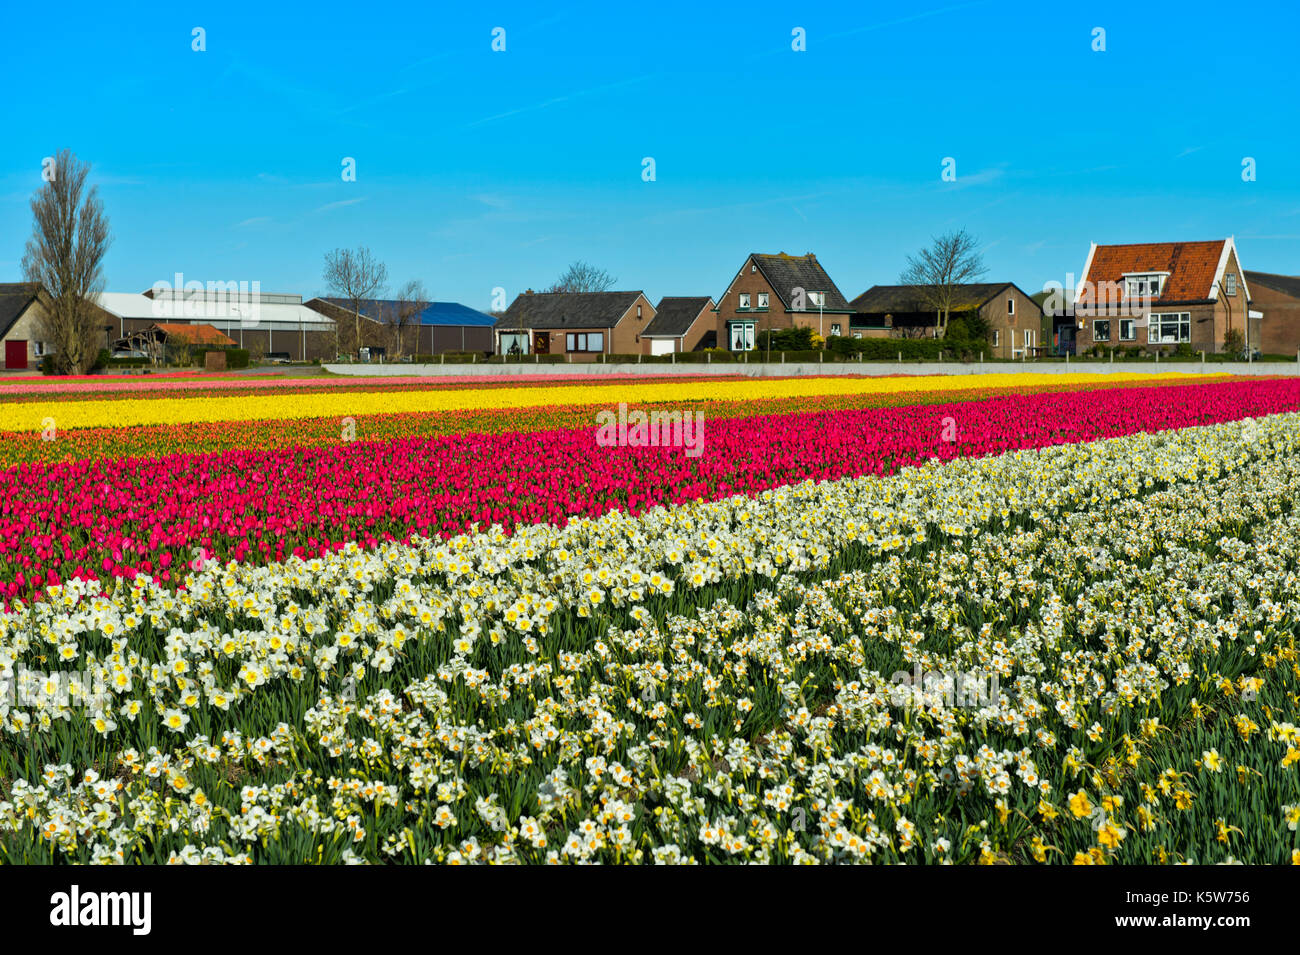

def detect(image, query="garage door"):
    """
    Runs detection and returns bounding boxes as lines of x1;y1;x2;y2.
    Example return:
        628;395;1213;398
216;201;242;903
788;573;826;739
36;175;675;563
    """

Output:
4;340;27;370
648;338;675;356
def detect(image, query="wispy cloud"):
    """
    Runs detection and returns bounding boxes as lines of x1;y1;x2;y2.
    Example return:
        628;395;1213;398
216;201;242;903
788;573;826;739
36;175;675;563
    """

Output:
315;197;367;213
1176;146;1204;158
464;74;656;128
942;166;1006;190
235;216;270;228
471;193;510;210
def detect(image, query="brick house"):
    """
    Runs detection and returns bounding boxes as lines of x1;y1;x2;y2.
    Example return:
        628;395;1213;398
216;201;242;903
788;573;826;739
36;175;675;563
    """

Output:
641;296;715;354
494;290;655;359
712;253;854;351
849;283;1044;358
1072;238;1258;355
1243;271;1300;356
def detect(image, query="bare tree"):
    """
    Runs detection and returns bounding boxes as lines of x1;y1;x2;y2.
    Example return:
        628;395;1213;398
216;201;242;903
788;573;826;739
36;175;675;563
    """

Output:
21;149;113;374
322;247;388;357
898;229;987;339
547;260;618;293
383;279;428;359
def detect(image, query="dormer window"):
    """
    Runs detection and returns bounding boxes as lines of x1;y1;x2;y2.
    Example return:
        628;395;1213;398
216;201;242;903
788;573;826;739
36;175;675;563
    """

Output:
1124;273;1166;298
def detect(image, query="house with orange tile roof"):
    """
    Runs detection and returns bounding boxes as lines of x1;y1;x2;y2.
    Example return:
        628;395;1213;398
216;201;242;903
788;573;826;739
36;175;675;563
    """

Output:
150;323;238;347
1068;237;1259;355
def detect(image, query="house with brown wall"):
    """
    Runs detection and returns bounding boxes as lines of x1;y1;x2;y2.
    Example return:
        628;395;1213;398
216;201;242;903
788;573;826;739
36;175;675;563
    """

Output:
1243;271;1300;356
1072;238;1258;355
849;283;1044;358
712;253;854;351
641;296;715;354
494;290;655;359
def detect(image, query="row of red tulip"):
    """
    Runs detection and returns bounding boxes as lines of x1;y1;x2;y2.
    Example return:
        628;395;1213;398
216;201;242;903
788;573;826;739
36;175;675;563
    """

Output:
1;377;1295;599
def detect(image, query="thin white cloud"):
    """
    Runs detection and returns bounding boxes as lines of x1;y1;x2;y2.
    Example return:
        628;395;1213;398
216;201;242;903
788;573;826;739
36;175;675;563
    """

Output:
315;197;367;213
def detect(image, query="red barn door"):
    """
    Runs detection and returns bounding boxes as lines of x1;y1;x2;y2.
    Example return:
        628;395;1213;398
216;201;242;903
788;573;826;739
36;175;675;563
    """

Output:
4;340;27;370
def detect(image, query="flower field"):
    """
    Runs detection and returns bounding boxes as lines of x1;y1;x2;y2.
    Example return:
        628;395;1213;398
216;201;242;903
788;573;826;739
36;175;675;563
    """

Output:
0;370;1297;864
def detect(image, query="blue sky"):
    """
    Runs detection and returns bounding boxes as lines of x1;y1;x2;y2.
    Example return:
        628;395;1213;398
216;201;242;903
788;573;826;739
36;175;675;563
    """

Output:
3;0;1298;312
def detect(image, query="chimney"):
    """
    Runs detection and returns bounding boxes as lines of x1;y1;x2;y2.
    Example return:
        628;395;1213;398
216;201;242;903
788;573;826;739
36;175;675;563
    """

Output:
525;288;534;295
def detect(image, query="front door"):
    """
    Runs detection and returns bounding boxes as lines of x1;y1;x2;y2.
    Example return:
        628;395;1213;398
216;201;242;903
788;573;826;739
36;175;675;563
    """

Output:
533;332;549;355
1057;324;1075;356
4;340;27;370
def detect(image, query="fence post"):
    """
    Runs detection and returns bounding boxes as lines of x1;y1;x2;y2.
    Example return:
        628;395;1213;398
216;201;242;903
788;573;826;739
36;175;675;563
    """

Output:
473;352;477;364
898;351;902;364
980;351;983;365
1201;350;1205;371
671;350;675;365
819;350;823;364
706;351;711;365
441;353;444;365
781;352;785;364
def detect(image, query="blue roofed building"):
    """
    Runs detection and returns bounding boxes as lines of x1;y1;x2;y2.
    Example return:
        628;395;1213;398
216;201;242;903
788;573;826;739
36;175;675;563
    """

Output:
305;296;496;357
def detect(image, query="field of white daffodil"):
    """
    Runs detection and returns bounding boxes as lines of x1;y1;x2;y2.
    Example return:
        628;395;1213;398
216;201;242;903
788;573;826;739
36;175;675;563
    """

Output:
1;413;1298;864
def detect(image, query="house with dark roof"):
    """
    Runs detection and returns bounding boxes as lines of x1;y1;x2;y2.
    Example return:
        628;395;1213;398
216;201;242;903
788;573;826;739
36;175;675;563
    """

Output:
1;283;121;370
712;253;854;351
305;298;495;357
850;283;1045;359
494;290;655;358
641;297;715;354
1243;271;1300;356
0;282;50;370
1072;238;1258;355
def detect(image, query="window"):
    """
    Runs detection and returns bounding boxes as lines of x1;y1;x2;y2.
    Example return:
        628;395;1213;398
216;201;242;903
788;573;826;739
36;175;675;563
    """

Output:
738;293;751;310
1119;319;1137;341
728;321;755;351
757;292;769;309
1225;273;1237;296
565;332;604;352
636;304;642;317
1149;312;1191;344
1094;320;1111;342
1125;274;1165;298
830;323;842;336
499;332;529;355
751;264;757;273
992;330;1000;347
1007;298;1015;315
